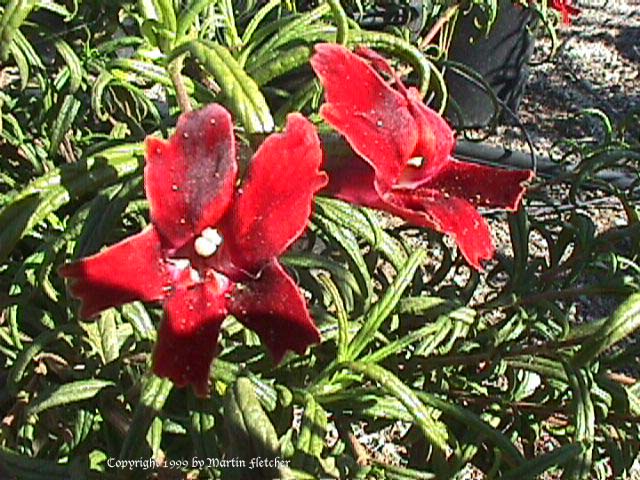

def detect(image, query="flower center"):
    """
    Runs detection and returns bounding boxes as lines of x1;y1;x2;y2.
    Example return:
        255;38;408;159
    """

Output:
407;156;424;168
194;227;223;258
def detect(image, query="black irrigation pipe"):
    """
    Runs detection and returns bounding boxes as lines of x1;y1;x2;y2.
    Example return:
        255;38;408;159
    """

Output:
455;140;637;191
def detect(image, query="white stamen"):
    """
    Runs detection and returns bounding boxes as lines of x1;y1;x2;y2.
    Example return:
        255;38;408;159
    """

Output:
168;258;190;271
194;228;223;257
201;227;223;243
407;157;424;168
190;268;201;283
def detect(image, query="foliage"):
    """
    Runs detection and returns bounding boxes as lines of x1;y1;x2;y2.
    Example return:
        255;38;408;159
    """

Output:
0;1;639;479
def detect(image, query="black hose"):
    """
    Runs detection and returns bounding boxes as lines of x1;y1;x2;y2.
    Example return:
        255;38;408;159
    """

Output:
455;140;636;191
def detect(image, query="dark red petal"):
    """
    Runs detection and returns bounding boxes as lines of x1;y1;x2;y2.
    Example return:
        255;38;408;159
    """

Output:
59;227;170;319
152;278;229;397
383;188;495;270
217;114;327;274
145;104;237;249
323;157;388;207
423;158;533;210
311;43;418;188
228;260;320;363
325;161;495;270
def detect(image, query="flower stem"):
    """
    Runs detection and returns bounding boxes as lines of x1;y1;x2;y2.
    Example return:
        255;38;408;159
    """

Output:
168;55;192;114
419;4;460;50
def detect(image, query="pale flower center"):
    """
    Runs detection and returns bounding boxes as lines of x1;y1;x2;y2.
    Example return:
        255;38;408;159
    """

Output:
194;227;223;258
407;156;424;168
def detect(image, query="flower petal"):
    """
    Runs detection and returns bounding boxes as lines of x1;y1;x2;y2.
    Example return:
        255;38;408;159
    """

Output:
217;114;327;274
325;161;495;270
383;188;495;270
552;0;580;24
152;279;229;397
418;158;533;210
228;260;320;363
145;104;237;249
398;89;457;188
311;43;418;188
59;227;170;318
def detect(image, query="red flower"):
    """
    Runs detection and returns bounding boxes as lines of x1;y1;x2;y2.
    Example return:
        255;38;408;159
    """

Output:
59;104;328;396
551;0;580;25
311;44;534;270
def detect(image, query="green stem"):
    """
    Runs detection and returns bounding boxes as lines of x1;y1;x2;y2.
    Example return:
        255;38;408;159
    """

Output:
168;55;192;113
327;0;349;45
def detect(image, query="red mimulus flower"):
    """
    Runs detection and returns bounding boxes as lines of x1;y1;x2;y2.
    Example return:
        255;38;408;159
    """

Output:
310;44;533;270
59;104;328;396
551;0;580;25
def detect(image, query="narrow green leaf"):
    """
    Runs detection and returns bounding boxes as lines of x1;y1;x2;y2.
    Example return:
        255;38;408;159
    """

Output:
0;143;143;262
121;302;156;341
0;0;37;61
241;0;281;45
224;377;290;477
313;212;373;311
297;393;327;458
347;249;426;360
317;273;349;361
315;197;407;270
188;394;221;463
175;40;274;133
28;379;114;416
9;41;29;89
119;375;173;459
54;39;83;93
501;444;581;480
248;44;312;86
348;362;449;453
7;325;77;396
98;310;120;363
573;292;640;368
563;364;595;479
0;446;70;480
49;95;81;157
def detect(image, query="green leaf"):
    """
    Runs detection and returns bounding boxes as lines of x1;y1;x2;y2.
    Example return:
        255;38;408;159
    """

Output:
0;446;71;480
80;310;120;364
119;375;173;459
241;0;281;45
501;444;581;480
0;143;143;262
174;40;274;133
562;364;595;479
0;0;37;62
121;302;156;341
248;44;312;86
224;377;291;478
573;292;640;367
7;325;77;396
188;394;221;464
315;197;408;270
296;393;327;458
54;39;83;93
49;94;81;157
346;249;426;360
348;362;449;453
27;379;114;416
